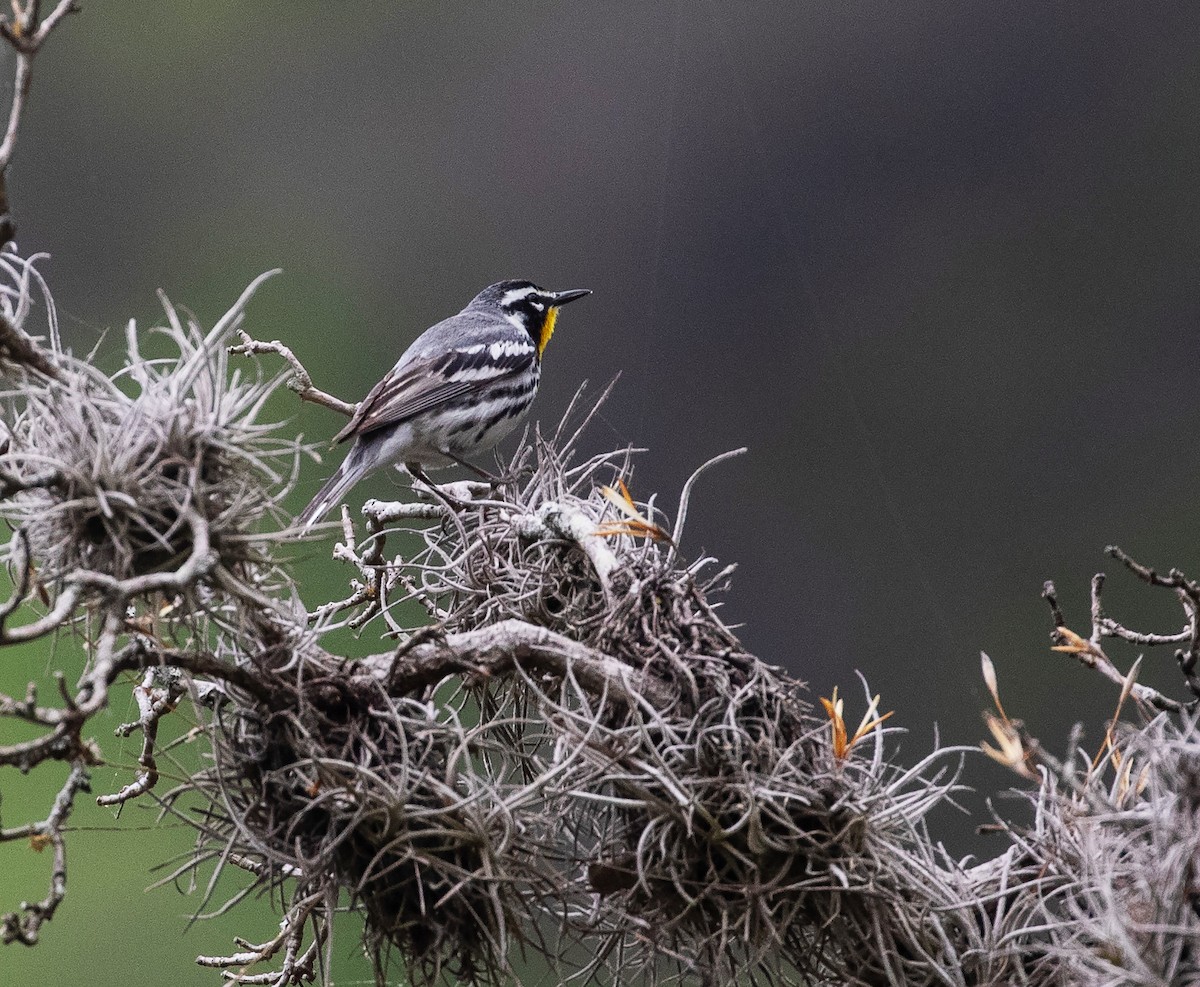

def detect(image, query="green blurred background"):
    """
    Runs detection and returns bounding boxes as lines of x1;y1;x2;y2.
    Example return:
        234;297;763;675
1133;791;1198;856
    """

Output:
4;2;1200;983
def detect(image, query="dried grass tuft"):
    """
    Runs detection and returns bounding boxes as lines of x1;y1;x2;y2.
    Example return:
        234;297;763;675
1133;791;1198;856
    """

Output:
0;265;306;596
174;387;979;986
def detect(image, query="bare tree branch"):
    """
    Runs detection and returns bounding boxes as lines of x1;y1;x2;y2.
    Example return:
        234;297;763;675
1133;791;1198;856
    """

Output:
1043;575;1195;714
229;330;355;417
96;667;185;807
0;759;89;944
0;1;79;242
358;617;674;709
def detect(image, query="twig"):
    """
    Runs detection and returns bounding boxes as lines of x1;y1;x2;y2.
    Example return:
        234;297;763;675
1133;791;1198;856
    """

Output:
0;1;80;243
327;503;385;629
0;310;62;378
1107;544;1200;700
96;667;185;807
361;496;447;524
1;636;274;775
0;759;89;944
229;331;355;417
1043;569;1197;714
196;889;327;985
1041;580;1065;629
360;498;448;624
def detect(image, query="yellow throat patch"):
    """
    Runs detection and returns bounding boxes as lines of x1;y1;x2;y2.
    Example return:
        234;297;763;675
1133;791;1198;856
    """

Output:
538;306;560;357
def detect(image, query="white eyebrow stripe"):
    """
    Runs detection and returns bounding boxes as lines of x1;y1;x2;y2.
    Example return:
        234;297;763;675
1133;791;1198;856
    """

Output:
500;286;537;308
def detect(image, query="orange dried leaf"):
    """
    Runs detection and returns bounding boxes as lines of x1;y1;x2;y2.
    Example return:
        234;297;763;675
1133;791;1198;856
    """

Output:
1116;656;1141;712
850;710;894;747
598;479;674;543
981;711;1037;780
600;479;638;518
820;689;848;759
29;833;51;853
847;691;894;749
595;521;644;538
1051;626;1093;654
124;615;155;636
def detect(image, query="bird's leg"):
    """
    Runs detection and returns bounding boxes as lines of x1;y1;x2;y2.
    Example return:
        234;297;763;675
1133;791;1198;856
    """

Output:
438;449;521;488
439;450;499;482
407;462;461;503
406;462;491;514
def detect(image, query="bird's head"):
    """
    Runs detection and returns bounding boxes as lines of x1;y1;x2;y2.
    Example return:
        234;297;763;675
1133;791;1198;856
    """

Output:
471;280;591;357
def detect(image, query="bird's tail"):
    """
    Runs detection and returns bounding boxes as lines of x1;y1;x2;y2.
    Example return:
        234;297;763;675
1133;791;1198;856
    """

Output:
296;459;363;533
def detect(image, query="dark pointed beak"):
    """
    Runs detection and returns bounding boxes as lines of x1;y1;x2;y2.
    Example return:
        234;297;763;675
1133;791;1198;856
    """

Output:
550;288;591;306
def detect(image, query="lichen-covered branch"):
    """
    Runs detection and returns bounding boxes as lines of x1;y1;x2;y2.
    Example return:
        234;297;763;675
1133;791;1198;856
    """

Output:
1044;553;1200;714
95;667;186;807
357;618;674;708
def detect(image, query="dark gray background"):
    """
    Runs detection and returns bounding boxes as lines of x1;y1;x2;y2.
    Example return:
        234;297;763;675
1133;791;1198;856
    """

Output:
5;4;1200;981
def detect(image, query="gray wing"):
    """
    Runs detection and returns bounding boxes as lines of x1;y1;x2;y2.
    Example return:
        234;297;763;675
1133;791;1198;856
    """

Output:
334;339;535;444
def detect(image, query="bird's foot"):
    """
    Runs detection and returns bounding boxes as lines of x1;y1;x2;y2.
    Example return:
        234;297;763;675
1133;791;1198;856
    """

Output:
481;466;526;490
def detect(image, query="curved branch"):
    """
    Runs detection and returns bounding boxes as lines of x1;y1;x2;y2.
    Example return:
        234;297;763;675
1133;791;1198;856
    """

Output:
229;331;355;417
358;618;674;709
513;501;619;600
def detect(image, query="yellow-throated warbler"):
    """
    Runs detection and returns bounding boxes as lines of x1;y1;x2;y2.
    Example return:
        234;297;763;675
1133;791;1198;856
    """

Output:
297;280;591;530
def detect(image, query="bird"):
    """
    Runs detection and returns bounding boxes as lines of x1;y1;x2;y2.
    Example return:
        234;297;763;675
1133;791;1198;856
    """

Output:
296;279;591;530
